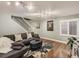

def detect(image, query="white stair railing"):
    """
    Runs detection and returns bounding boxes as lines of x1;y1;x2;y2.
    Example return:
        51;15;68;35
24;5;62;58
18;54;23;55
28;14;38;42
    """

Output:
12;16;36;32
22;17;35;32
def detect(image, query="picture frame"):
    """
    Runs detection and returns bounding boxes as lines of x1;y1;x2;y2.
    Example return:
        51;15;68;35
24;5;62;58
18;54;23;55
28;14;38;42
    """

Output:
47;20;53;31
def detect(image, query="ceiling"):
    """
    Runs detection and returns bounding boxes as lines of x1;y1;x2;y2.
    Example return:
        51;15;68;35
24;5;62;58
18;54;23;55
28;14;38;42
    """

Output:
0;1;79;20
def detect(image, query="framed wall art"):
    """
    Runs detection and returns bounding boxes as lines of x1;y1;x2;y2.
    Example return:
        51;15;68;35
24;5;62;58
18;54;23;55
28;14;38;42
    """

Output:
47;20;53;31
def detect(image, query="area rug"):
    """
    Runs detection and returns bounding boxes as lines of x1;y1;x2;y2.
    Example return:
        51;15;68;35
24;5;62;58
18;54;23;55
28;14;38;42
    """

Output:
24;42;53;58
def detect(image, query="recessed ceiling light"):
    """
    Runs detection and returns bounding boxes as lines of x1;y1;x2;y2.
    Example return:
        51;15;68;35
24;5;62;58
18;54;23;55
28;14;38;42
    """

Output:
6;2;11;5
15;2;20;6
27;2;34;11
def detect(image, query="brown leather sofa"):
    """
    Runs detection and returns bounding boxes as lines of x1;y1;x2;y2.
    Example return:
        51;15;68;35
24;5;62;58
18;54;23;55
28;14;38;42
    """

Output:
0;33;29;58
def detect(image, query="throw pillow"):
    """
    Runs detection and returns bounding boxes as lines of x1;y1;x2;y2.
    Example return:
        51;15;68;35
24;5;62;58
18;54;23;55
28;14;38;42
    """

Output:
27;32;32;39
11;42;24;47
11;45;23;50
15;34;22;41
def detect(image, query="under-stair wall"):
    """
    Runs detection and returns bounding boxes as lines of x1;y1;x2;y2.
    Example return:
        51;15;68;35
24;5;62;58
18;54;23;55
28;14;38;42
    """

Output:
11;16;35;32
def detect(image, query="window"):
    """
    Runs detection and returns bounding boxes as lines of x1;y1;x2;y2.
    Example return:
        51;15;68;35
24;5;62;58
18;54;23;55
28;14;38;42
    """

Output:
60;22;68;34
69;21;77;35
60;19;79;37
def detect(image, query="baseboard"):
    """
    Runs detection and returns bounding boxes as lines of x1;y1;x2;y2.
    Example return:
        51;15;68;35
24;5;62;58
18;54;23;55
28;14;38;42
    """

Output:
40;37;67;44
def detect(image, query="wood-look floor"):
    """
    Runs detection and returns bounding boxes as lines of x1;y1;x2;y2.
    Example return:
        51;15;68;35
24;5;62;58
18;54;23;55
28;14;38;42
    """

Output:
41;38;70;58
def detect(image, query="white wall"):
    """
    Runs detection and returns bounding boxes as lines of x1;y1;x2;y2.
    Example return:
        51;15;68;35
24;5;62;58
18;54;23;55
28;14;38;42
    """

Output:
0;13;26;36
39;19;62;40
26;20;41;34
38;15;79;42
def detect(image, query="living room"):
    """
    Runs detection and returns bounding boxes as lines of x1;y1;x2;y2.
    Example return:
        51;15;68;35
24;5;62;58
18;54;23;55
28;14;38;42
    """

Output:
0;0;79;58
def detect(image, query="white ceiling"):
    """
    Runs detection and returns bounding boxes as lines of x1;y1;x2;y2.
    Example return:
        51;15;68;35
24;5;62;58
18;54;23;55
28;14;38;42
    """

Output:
0;1;79;20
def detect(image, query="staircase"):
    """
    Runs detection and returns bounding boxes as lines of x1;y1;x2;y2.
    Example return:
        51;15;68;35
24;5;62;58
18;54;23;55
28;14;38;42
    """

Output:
11;16;35;32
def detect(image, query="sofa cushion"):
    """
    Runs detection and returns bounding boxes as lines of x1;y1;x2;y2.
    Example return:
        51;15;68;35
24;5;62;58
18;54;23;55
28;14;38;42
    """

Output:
11;42;25;50
11;42;24;47
11;46;23;50
31;32;35;37
33;34;40;38
20;39;30;45
21;33;27;39
3;35;15;41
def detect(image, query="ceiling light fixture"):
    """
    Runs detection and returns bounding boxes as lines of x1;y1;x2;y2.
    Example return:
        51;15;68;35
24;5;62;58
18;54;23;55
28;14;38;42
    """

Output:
6;2;11;5
27;2;34;11
15;2;20;6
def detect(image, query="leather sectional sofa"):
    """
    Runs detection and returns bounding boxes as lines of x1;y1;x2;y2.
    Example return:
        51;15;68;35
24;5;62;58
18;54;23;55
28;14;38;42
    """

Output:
0;32;42;58
0;33;30;58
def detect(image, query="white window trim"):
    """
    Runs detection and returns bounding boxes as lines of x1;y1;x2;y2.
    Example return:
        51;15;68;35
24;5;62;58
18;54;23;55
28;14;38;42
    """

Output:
60;18;79;37
60;21;69;36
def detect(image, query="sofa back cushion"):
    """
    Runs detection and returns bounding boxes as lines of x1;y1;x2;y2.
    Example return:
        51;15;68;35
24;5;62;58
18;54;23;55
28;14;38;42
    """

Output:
3;33;27;41
34;34;40;38
21;33;27;39
31;32;35;37
3;35;15;41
